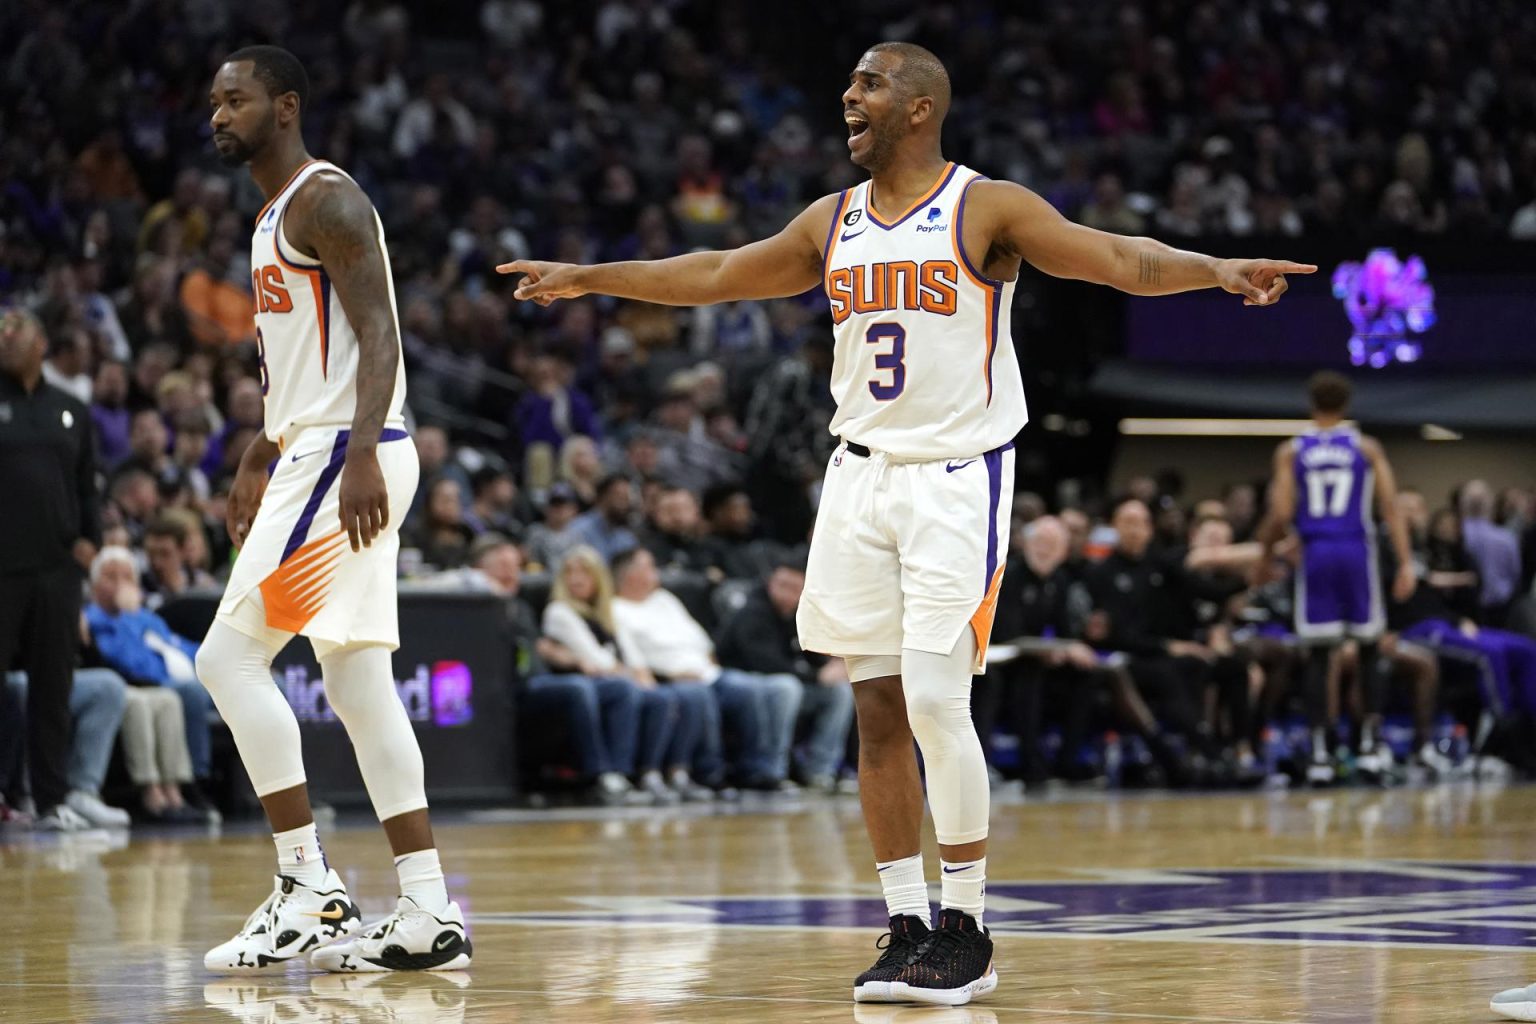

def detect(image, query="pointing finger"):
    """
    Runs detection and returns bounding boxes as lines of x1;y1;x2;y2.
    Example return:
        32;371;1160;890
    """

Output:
495;260;531;275
1273;261;1317;275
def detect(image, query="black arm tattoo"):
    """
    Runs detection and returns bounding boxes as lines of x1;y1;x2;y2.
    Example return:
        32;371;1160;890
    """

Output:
296;176;398;451
1138;252;1163;287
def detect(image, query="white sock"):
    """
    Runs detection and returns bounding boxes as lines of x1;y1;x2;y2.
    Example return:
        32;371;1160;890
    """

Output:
876;853;930;922
274;823;328;888
941;857;986;927
395;849;449;914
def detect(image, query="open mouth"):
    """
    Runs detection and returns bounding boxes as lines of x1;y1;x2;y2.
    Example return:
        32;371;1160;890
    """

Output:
845;111;870;144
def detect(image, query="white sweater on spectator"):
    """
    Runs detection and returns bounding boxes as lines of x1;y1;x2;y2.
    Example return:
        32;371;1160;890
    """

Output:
612;590;720;683
541;601;646;675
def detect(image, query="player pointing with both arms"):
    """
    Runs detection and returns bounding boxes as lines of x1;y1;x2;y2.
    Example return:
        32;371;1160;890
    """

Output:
503;41;1314;1007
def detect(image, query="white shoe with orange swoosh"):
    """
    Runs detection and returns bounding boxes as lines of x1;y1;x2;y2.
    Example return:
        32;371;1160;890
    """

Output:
205;870;363;972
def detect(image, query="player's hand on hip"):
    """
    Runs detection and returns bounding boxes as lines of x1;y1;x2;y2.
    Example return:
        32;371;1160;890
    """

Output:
338;448;389;552
1216;258;1318;306
496;260;586;305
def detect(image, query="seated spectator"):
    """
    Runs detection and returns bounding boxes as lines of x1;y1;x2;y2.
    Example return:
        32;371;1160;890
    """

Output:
982;515;1112;782
1459;481;1522;624
407;477;477;571
105;467;160;545
405;425;471;524
701;484;771;579
201;377;263;479
142;515;216;610
42;326;92;404
82;547;216;812
178;235;254;348
569;474;640;563
1;666;132;829
543;545;712;803
470;537;700;803
641;485;714;574
1424;508;1483;622
558;434;604;508
612;547;801;790
123;407;172;482
464;466;529;541
1083;499;1216;778
523;482;583;571
90;359;132;469
119;681;201;822
513;352;600;455
169;408;213;504
715;559;854;791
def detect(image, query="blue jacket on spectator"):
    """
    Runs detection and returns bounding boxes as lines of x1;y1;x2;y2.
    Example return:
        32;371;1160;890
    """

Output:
85;605;199;686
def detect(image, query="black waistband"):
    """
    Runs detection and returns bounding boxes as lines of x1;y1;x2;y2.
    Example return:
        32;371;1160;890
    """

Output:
841;439;871;457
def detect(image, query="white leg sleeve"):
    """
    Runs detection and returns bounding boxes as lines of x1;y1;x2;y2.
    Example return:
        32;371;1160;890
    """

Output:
845;654;903;683
195;619;307;797
902;631;989;846
319;643;428;822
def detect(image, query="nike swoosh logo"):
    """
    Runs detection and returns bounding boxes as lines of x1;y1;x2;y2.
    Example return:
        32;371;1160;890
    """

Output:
945;460;976;473
432;932;460;951
304;906;348;920
840;228;867;241
942;866;972;874
290;449;324;462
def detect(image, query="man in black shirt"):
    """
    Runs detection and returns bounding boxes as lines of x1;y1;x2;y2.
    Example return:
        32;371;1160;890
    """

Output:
1085;498;1226;776
641;485;715;575
0;309;100;830
716;559;854;790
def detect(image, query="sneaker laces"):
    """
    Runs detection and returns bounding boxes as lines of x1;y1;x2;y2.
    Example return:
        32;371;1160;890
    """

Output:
237;886;284;939
871;925;922;968
915;926;969;966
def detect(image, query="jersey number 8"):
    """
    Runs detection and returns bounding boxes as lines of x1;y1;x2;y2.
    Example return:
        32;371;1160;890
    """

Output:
255;326;270;396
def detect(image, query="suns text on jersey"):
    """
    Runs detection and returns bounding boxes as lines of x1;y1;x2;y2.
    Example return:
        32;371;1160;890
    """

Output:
826;260;960;325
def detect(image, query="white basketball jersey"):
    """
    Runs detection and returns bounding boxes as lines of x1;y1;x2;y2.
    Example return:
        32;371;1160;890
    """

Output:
822;163;1027;460
249;160;406;444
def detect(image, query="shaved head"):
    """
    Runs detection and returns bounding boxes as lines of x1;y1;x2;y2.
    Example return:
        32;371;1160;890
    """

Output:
868;41;951;123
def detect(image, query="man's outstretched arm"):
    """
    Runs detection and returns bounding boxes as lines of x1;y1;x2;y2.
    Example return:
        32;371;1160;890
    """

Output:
973;180;1317;304
498;194;839;307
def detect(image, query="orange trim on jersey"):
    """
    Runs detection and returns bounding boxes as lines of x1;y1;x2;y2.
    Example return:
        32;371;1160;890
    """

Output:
968;564;1006;672
867;162;955;227
254;159;320;227
259;529;347;633
950;174;993;289
949;175;1003;405
271;235;332;380
821;190;853;291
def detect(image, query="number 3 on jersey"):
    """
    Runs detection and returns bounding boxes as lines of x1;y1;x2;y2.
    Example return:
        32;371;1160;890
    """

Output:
1305;467;1353;517
865;323;906;400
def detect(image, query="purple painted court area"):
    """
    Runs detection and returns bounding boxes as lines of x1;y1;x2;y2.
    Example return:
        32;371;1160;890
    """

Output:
497;863;1536;949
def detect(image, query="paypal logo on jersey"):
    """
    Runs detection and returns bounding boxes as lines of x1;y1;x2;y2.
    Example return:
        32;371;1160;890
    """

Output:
258;207;279;235
915;206;948;233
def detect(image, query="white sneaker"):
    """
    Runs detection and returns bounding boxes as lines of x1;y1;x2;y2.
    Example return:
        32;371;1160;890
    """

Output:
66;790;131;828
33;804;92;832
1492;983;1536;1021
205;870;362;972
1414;743;1455;780
310;896;471;973
1306;758;1334;787
1356;746;1395;784
638;769;681;805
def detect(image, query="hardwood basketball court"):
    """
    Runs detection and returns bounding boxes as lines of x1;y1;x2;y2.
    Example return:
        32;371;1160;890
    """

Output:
4;784;1531;1022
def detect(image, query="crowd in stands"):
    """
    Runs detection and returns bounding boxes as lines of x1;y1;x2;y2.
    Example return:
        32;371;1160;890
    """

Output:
3;1;1536;825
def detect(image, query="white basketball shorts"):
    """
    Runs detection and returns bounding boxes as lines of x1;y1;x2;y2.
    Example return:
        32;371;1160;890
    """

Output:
797;439;1015;672
216;425;418;651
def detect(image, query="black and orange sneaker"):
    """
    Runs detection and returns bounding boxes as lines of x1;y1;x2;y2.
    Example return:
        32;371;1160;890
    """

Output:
886;908;997;1006
852;915;930;1002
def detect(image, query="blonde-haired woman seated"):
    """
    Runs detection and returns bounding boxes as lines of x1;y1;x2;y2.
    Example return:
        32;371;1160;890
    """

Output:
541;546;712;803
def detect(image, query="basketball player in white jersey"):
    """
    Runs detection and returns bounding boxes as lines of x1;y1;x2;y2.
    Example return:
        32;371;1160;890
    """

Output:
501;42;1311;1005
198;46;469;973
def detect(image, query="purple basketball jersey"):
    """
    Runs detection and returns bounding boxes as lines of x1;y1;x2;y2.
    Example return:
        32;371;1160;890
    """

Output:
1293;427;1383;638
1292;428;1373;541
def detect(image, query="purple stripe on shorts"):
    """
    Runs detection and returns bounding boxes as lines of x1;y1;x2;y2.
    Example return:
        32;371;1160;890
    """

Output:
280;431;350;563
277;427;411;563
982;445;1005;592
